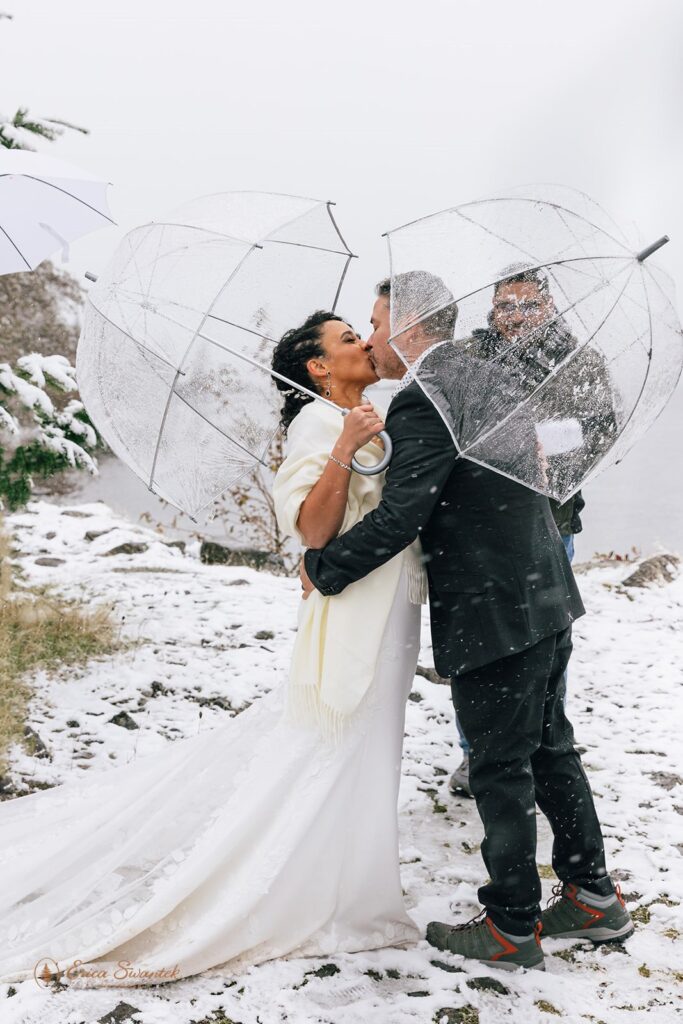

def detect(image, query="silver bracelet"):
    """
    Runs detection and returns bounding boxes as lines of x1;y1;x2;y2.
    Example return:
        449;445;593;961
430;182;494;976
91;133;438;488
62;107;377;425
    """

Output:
328;453;352;473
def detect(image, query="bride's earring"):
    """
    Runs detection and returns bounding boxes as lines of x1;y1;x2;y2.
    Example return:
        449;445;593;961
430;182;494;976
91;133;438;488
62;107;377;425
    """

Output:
324;371;332;399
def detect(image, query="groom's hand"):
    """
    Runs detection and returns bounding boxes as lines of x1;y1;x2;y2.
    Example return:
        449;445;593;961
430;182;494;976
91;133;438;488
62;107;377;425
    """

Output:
300;557;316;600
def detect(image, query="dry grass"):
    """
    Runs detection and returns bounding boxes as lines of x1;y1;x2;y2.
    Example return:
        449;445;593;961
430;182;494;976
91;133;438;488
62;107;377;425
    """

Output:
0;519;119;774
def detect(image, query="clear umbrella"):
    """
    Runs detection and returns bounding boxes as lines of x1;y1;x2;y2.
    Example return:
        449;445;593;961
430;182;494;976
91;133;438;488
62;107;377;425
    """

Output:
0;150;114;274
385;184;682;502
76;192;391;520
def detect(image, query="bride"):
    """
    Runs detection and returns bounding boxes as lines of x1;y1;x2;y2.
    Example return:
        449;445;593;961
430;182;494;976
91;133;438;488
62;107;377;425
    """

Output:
0;311;426;987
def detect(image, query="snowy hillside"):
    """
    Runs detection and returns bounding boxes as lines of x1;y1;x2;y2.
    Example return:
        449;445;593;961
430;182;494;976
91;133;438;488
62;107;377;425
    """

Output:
2;501;682;1024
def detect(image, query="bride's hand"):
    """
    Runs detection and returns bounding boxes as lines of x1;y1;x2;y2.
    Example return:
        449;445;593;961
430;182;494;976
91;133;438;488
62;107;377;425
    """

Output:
336;404;385;459
300;558;315;600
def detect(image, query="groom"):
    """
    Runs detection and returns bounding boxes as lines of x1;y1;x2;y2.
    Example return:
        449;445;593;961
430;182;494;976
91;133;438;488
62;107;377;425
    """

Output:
302;273;633;971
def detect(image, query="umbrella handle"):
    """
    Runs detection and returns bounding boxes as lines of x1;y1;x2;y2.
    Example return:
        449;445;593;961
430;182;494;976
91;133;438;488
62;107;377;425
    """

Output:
350;429;393;476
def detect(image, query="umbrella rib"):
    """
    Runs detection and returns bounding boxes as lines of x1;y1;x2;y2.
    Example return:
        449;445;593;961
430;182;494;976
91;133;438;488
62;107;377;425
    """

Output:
456;449;552;498
266;239;355;258
607;268;656;445
20;174;115;223
461;265;637;454
326;201;353;256
86;297;185;376
148;243;262;492
332;255;353;312
146;221;263;248
106;293;280;348
194;327;342;411
170;390;269;467
0;223;32;270
455;206;624;288
204;313;277;342
387;196;632;256
107;225;157;344
640;263;683;330
454;205;554;272
482;263;632;369
548;206;611;338
261;199;341;250
388;255;632;343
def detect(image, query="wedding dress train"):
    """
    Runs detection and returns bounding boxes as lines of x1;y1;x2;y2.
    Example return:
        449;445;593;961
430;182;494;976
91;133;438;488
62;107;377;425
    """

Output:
0;567;420;987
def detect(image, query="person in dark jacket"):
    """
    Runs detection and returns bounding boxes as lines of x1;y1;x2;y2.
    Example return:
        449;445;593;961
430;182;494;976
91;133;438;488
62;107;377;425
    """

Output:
467;265;617;549
449;267;618;797
301;273;631;970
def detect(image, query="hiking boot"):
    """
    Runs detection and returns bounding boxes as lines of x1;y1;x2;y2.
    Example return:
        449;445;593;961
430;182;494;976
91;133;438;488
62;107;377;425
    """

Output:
542;882;634;943
426;911;545;971
449;753;473;798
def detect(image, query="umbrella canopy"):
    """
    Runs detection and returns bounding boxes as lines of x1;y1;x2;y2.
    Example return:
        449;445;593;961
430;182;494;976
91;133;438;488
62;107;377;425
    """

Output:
385;184;682;502
76;192;362;518
0;150;114;274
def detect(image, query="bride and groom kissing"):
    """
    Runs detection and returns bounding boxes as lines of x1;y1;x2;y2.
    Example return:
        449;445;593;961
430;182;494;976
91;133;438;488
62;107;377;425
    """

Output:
0;271;632;987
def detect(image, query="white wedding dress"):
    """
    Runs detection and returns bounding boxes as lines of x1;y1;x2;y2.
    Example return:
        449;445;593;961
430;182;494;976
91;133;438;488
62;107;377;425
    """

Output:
0;566;421;987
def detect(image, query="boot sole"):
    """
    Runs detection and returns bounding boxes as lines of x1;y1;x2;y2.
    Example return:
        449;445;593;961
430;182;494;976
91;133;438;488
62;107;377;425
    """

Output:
545;922;634;943
479;958;545;972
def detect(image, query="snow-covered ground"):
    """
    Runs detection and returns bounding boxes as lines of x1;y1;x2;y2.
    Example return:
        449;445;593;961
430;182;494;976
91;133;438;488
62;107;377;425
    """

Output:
2;501;683;1024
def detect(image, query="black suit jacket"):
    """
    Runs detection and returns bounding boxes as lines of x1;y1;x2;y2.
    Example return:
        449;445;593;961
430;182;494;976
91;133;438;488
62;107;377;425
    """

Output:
304;347;585;678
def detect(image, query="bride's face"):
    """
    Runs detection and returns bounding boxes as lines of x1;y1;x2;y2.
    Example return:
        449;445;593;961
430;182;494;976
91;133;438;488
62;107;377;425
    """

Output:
310;320;378;390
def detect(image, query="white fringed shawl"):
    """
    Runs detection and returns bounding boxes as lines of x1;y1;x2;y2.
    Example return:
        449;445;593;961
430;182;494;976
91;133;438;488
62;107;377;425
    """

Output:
273;399;426;740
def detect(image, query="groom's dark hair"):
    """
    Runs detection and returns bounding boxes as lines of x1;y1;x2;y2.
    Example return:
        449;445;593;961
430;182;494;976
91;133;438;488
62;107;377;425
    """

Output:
376;273;458;341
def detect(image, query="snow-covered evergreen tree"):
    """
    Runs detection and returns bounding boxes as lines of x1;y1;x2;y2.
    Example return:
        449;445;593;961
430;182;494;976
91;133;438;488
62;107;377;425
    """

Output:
0;353;100;510
0;10;99;511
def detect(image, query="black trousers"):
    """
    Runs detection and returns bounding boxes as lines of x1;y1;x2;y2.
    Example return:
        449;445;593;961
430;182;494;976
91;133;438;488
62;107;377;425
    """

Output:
451;627;609;934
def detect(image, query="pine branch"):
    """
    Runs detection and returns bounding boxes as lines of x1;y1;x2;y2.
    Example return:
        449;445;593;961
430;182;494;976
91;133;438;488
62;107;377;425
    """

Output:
41;116;89;137
0;108;88;150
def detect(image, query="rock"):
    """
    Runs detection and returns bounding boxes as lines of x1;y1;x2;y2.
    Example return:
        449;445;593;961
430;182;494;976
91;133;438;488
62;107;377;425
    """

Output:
66;719;80;728
60;509;92;518
187;693;235;713
98;1002;141;1024
254;630;275;641
34;556;66;566
23;725;50;758
199;541;285;574
648;771;683;791
433;1009;479;1024
466;976;510;995
416;664;450;685
45;531;56;539
409;691;423;702
622;554;680;588
150;680;174;698
227;579;250;586
85;528;114;542
108;711;139;730
163;539;186;553
0;774;17;799
104;542;149;557
306;963;340;979
430;959;464;974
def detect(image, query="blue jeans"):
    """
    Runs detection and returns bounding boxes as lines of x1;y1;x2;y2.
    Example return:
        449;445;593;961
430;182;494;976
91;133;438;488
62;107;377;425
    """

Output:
455;533;576;755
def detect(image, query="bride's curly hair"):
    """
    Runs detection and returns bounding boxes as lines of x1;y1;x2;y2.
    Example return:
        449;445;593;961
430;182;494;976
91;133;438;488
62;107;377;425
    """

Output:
271;310;344;434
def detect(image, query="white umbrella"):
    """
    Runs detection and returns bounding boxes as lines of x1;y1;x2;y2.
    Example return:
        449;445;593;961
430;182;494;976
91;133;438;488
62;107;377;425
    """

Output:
0;149;114;274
